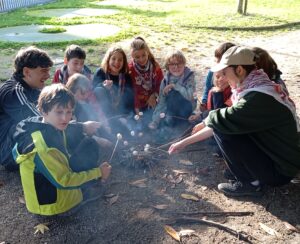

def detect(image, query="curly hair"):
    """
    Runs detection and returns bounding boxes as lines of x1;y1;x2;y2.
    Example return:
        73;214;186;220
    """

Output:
14;46;53;79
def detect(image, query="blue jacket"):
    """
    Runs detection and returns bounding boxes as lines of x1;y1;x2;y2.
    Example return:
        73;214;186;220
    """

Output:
0;75;40;164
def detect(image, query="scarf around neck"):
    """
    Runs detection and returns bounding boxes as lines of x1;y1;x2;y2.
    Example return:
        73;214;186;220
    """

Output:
133;60;154;91
231;69;299;131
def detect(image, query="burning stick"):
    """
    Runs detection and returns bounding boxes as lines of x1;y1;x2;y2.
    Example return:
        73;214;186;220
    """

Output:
109;133;122;162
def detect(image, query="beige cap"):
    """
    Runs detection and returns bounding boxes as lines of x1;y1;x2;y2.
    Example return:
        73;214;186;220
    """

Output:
211;46;256;72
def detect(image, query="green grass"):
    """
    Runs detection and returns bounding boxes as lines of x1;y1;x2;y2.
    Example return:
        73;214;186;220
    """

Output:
0;0;298;48
39;26;66;33
0;0;299;80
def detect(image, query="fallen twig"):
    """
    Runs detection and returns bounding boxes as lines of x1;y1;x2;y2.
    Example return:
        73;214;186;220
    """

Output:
167;217;256;243
173;211;254;217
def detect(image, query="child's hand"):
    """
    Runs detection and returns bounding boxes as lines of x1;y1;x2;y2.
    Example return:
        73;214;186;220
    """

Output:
163;84;175;95
199;103;207;112
191;122;205;135
147;93;157;109
168;141;185;154
100;162;112;181
188;113;201;123
83;121;101;135
103;79;113;89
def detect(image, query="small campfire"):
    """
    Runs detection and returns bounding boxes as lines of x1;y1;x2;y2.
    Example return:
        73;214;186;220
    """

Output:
118;142;168;169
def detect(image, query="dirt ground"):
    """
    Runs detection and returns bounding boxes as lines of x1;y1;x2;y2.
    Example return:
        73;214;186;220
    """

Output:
1;30;300;243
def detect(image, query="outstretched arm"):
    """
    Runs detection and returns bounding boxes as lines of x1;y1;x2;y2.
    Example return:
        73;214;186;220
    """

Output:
168;123;213;154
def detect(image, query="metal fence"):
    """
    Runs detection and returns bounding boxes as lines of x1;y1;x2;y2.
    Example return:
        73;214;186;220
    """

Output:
0;0;54;13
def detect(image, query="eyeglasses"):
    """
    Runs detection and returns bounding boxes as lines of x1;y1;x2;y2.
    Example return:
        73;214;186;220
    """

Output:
168;63;184;68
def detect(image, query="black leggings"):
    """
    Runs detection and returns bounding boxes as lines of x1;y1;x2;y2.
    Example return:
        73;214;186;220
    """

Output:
213;130;291;186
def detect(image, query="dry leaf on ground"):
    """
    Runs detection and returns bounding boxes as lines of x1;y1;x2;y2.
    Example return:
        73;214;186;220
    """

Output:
34;223;49;235
152;204;168;210
283;221;300;233
129;178;147;188
179;229;196;237
164;225;180;242
108;195;119;205
259;222;282;238
181;193;199;201
179;159;193;166
18;196;25;204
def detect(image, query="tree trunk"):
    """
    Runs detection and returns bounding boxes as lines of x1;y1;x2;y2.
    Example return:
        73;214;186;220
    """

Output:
243;0;248;15
237;0;244;14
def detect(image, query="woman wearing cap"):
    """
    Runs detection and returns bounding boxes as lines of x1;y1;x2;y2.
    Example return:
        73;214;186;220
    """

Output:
169;46;300;197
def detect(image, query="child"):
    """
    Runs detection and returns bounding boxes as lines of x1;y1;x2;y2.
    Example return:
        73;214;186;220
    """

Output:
67;73;102;122
13;84;111;216
93;46;134;117
199;42;235;112
206;71;232;111
0;46;53;171
52;44;92;84
66;73;113;144
129;37;163;119
189;70;232;123
149;50;195;129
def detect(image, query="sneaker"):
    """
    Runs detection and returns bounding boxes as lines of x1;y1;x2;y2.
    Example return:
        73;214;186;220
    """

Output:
218;180;263;197
223;168;236;181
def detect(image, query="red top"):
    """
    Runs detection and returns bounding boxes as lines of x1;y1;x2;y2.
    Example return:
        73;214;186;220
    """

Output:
207;86;232;111
128;61;163;110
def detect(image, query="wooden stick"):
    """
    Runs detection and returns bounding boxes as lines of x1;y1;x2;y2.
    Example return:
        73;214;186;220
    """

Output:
109;139;119;162
157;125;193;149
172;211;254;217
167;217;255;243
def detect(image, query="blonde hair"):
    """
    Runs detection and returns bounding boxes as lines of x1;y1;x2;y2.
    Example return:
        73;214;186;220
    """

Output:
130;37;158;67
66;73;90;95
164;50;186;70
101;46;128;74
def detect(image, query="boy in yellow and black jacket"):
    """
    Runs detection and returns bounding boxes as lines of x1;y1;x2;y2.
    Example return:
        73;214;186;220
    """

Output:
12;84;111;216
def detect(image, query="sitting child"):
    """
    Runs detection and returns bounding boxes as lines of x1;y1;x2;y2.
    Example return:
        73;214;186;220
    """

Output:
93;46;134;117
149;50;196;129
66;73;113;144
13;84;111;216
189;70;232;123
129;37;164;127
67;73;104;122
52;44;92;84
199;42;235;112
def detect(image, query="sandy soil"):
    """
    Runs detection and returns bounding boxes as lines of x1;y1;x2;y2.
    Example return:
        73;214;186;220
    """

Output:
0;30;300;243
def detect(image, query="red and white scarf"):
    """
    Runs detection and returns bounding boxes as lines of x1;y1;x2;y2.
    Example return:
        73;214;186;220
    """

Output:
231;69;299;131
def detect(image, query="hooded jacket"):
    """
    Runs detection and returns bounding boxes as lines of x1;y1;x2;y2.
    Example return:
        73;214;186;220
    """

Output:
13;117;101;216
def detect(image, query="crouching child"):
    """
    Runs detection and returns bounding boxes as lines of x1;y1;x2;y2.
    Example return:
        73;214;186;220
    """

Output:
12;84;111;216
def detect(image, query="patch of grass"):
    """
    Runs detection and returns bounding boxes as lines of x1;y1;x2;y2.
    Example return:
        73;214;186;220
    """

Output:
39;26;66;33
0;0;299;79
